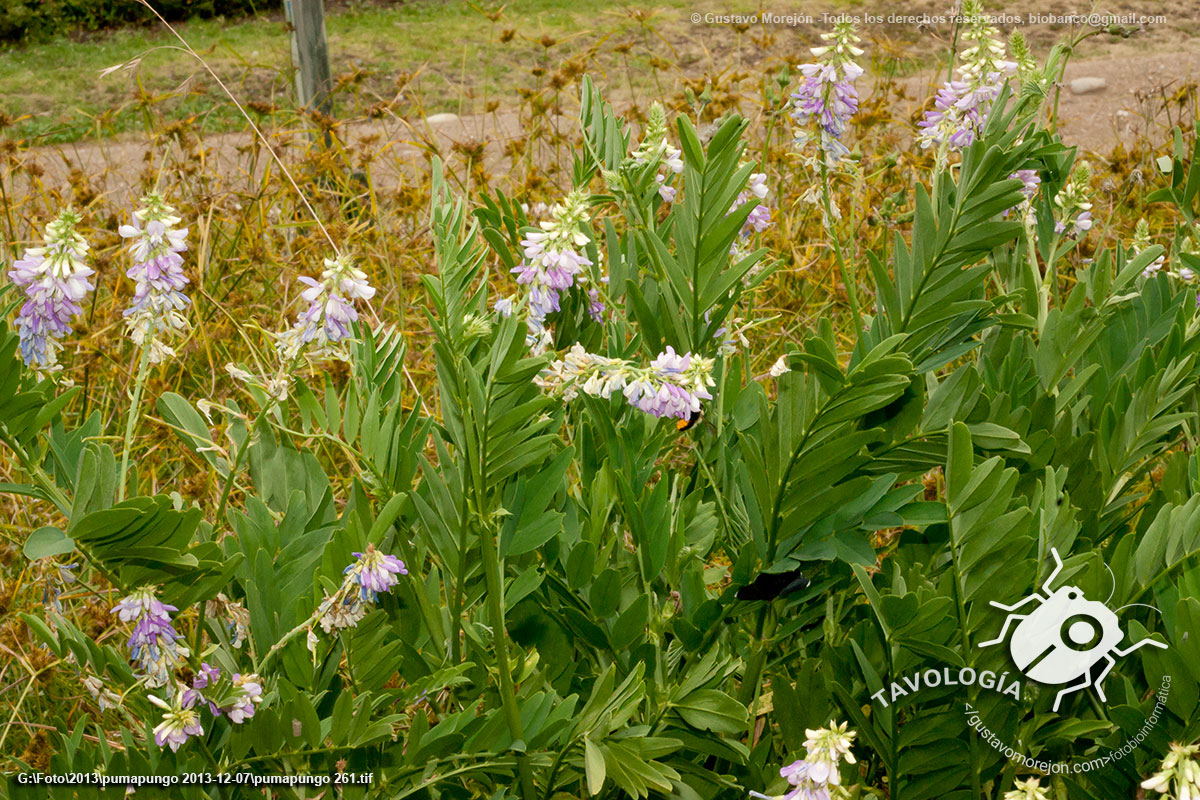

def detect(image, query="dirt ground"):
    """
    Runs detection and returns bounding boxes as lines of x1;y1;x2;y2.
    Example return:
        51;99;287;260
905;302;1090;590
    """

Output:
1041;49;1200;148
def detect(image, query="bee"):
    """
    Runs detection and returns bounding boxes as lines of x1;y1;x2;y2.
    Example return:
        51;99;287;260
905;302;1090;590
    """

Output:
735;567;810;601
676;409;702;432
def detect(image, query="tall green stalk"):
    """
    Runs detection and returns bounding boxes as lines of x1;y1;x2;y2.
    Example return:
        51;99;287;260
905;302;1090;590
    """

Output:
948;531;984;799
456;350;537;800
117;343;154;502
478;515;536;800
819;157;863;339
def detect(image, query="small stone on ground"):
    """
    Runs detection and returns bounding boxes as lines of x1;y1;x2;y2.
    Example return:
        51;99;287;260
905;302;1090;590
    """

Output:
1069;77;1107;95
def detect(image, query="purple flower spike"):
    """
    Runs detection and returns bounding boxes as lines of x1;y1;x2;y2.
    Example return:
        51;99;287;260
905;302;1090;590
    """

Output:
915;2;1016;151
512;191;593;331
277;254;375;362
790;20;863;161
9;208;94;374
120;194;190;363
316;545;408;635
193;662;221;689
225;673;263;724
111;586;188;688
587;288;605;323
757;722;856;800
1054;163;1094;239
346;544;408;603
506;191;595;344
541;344;715;423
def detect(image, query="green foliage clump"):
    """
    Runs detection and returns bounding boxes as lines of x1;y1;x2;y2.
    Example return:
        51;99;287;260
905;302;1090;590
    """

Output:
0;0;270;44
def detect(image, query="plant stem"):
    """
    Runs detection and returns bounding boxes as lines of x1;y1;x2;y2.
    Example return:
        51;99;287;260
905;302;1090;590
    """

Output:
819;157;863;339
203;383;291;666
118;344;154;502
945;10;962;84
190;601;208;670
213;414;258;525
1023;219;1048;332
478;517;537;800
737;606;776;708
930;140;949;211
460;344;536;800
948;511;984;798
255;596;327;674
1044;232;1063;309
450;490;471;664
2;436;70;516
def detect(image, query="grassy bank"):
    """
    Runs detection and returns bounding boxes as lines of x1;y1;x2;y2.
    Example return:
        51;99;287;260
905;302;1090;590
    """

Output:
0;0;762;143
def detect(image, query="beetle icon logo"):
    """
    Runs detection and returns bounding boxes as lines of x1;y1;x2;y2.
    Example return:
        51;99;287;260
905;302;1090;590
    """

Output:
978;547;1167;712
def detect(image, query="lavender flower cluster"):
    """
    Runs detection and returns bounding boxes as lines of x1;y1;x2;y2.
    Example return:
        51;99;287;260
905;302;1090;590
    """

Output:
9;209;95;374
1132;219;1166;277
148;691;204;752
790;20;863;161
112;586;190;688
916;0;1016;151
120;194;191;363
7;208;379;400
500;112;698;350
1053;162;1095;239
630;103;684;203
1006;168;1042;222
508;191;594;342
540;343;715;421
1138;227;1200;286
225;253;377;401
10;197;197;375
108;549;404;754
657;147;685;203
752;722;857;800
276;254;376;362
110;586;264;752
146;664;263;751
1134;223;1200;296
316;544;408;634
733;172;772;255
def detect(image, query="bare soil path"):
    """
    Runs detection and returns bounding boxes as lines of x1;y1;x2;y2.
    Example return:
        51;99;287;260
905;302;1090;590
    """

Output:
18;46;1200;203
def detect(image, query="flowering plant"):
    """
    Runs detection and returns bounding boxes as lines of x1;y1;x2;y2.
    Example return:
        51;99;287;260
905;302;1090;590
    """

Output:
3;13;1200;800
